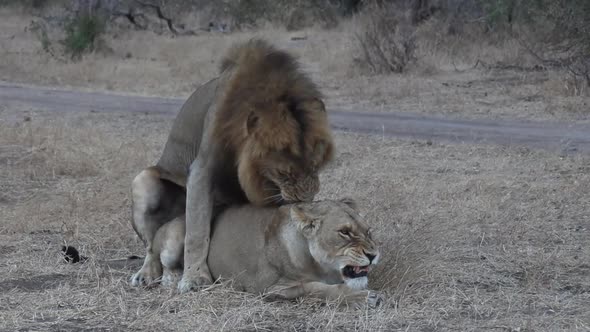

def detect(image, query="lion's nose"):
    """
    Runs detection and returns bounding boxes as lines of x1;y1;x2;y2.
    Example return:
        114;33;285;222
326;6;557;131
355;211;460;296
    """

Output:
365;252;376;264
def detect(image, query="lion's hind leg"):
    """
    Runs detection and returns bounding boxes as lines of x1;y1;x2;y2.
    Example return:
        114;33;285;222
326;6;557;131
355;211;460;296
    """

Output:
130;166;185;287
159;217;186;288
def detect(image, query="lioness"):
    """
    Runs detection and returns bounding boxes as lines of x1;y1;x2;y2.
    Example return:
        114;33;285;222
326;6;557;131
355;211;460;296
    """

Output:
150;199;383;308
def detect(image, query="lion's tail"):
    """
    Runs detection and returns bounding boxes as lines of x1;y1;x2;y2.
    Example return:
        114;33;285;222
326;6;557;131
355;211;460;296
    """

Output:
219;38;280;74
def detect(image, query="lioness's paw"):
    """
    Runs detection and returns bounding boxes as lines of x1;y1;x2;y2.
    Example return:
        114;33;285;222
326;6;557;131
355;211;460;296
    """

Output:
161;270;182;288
130;270;160;287
130;255;162;287
366;290;385;309
177;275;213;293
347;290;385;309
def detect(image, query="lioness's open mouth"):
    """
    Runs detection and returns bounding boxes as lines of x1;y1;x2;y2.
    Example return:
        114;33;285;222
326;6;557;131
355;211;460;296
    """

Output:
342;265;370;279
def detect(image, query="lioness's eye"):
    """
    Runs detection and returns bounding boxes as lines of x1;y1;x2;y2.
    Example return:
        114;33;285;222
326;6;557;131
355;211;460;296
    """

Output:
339;229;351;237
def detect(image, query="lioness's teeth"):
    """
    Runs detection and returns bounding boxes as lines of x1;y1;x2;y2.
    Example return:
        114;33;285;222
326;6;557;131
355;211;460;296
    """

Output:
354;266;360;273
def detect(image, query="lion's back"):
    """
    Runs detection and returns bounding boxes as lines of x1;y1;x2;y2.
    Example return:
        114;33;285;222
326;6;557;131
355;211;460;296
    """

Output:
156;76;222;181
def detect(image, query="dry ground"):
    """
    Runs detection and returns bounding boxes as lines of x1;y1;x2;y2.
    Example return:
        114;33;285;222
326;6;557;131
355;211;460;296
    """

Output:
1;106;589;331
1;8;589;122
1;5;590;332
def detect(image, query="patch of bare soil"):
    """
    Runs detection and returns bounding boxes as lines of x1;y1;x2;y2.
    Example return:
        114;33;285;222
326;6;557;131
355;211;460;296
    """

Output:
2;82;590;154
0;273;70;293
331;69;590;121
1;107;589;331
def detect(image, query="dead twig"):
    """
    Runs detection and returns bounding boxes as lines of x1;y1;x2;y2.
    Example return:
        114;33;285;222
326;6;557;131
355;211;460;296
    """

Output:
112;8;147;30
134;0;177;34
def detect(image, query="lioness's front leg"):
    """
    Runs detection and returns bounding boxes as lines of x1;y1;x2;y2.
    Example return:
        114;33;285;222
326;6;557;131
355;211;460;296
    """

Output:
267;281;384;309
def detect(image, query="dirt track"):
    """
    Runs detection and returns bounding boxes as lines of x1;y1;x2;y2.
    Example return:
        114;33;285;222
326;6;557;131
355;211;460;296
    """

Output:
2;81;589;153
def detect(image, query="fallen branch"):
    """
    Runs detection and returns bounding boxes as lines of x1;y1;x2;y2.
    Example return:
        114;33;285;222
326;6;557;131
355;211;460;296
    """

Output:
134;0;177;34
112;8;147;29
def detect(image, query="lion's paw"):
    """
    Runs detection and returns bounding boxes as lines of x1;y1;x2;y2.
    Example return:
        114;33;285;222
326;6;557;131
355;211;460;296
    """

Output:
177;274;213;293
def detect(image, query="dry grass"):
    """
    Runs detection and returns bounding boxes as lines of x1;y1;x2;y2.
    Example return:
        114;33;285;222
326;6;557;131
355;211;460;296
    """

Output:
1;106;589;331
1;8;589;121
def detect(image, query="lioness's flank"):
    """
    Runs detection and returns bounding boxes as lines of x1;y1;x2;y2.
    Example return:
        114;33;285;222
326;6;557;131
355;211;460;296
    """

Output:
150;199;383;308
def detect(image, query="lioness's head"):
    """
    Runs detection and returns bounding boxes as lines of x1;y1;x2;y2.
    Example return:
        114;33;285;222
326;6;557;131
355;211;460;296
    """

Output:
289;199;380;290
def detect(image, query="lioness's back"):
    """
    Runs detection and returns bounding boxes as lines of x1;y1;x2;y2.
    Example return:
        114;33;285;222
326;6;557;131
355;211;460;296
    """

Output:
208;206;282;291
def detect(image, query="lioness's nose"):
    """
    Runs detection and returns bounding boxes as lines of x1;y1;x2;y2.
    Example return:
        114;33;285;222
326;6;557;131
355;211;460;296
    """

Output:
365;252;376;263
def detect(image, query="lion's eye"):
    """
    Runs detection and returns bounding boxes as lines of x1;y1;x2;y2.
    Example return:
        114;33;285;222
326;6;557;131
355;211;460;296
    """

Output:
275;171;289;181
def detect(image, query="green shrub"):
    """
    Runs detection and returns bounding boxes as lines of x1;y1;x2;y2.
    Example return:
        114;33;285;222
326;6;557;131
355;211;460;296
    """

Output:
226;0;284;28
225;0;361;29
480;0;516;27
29;20;52;53
0;0;47;7
63;13;104;59
355;2;417;74
523;0;590;88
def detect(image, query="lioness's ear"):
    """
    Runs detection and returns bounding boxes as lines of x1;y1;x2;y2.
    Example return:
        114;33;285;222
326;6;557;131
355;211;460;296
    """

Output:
290;205;320;238
246;111;259;135
340;198;358;211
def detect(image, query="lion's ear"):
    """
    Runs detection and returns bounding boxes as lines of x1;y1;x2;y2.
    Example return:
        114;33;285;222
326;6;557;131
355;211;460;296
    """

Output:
311;139;333;169
340;198;358;211
313;140;330;162
290;205;320;238
314;141;327;159
302;98;325;113
246;111;259;135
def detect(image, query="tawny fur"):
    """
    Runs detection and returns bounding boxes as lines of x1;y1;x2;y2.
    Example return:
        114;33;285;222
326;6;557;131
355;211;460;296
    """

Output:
130;39;335;291
151;199;384;308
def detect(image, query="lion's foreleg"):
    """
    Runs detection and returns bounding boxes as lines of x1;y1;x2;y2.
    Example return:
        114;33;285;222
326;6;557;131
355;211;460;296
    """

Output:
177;157;215;292
176;105;220;293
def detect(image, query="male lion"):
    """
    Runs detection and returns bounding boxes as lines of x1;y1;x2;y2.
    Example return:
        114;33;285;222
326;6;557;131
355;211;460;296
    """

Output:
130;39;334;292
150;199;384;308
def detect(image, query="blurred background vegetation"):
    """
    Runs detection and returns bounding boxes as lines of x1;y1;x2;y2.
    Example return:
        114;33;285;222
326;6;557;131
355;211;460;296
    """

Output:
1;0;588;87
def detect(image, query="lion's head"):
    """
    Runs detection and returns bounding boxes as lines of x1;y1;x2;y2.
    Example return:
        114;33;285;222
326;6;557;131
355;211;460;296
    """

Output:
236;96;333;205
289;199;380;290
215;39;334;206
